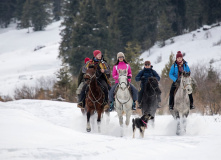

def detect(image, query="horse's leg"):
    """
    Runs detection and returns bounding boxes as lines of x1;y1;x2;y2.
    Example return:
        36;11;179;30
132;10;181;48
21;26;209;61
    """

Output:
97;110;102;133
86;109;91;132
176;118;181;135
125;109;132;126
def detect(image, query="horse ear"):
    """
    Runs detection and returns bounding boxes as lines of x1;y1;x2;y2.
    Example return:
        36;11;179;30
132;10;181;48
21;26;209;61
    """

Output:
124;69;127;74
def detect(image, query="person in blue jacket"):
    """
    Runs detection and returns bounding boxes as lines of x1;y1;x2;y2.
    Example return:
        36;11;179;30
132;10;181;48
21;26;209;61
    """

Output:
169;51;195;110
135;61;161;108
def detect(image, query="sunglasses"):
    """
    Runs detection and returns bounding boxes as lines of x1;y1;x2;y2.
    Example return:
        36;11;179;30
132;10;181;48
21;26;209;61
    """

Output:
118;56;124;59
145;64;150;66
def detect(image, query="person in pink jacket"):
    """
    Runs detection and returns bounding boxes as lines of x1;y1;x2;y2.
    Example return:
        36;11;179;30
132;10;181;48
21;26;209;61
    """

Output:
109;52;138;111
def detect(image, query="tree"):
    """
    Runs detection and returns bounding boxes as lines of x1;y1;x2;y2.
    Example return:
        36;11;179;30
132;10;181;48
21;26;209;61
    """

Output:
0;0;16;28
52;0;63;21
157;12;175;47
124;41;143;87
20;0;51;31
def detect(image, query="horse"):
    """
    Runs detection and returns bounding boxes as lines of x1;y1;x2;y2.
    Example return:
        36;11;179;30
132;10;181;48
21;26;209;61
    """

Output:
115;69;133;132
84;65;107;132
170;72;193;135
141;77;161;124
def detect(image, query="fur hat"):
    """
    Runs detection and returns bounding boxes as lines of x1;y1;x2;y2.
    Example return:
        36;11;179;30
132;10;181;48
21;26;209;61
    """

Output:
176;51;183;59
93;50;101;57
117;52;125;59
144;61;151;65
84;57;90;64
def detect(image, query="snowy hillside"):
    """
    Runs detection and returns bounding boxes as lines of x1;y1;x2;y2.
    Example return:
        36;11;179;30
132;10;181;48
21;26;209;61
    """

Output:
0;99;221;160
0;21;62;97
1;21;221;98
141;24;221;74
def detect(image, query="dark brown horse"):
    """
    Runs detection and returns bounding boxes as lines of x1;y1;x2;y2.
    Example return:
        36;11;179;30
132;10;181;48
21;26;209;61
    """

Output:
84;65;106;132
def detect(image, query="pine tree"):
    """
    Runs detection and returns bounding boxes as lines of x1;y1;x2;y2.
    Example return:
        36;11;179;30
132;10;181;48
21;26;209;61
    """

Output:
124;41;143;87
30;0;51;31
0;0;16;28
161;52;175;78
157;12;175;47
20;0;31;30
52;0;62;21
59;0;79;67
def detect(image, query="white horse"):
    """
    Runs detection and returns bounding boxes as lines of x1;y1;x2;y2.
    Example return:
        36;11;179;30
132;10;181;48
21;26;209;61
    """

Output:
170;72;193;135
115;69;133;130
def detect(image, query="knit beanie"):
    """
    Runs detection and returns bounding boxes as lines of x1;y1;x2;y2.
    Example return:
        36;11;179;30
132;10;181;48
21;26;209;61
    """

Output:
176;51;183;59
93;50;101;57
117;52;125;59
84;57;90;64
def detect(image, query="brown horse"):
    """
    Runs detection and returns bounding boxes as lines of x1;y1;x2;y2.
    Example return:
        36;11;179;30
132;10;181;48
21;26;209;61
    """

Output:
84;65;106;132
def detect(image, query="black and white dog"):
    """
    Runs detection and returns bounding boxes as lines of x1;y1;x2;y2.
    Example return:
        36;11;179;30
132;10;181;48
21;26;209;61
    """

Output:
132;113;153;138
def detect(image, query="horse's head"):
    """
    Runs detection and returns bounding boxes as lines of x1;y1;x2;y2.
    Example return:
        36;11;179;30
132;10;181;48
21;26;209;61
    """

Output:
84;65;97;84
181;72;192;94
147;77;158;88
118;69;128;90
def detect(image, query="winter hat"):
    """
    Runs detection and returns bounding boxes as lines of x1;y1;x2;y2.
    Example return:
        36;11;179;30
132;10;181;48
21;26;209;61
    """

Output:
93;50;101;57
176;51;183;59
144;61;151;65
84;57;90;64
117;52;125;59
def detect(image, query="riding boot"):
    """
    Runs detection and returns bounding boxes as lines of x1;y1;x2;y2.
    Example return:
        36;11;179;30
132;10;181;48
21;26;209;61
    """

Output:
132;101;136;110
77;84;87;109
189;94;195;110
109;101;114;112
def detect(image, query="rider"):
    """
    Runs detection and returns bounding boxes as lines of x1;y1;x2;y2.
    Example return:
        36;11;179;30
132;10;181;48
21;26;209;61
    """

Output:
135;61;161;108
169;51;195;110
76;57;91;101
77;50;110;110
109;52;138;111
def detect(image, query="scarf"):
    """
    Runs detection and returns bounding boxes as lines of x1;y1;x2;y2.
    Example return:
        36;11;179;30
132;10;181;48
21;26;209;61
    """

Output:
176;60;183;77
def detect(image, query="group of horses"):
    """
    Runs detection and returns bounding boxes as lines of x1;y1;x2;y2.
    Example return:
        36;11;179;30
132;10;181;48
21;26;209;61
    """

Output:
83;65;193;136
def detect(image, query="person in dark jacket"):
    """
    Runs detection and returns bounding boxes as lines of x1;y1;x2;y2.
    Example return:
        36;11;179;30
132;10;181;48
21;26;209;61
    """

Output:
169;51;195;110
76;57;91;101
77;50;110;110
135;61;161;108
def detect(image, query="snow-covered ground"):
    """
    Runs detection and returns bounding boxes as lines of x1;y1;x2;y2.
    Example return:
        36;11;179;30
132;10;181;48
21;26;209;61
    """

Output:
1;21;221;160
141;25;221;74
0;21;62;97
0;99;221;160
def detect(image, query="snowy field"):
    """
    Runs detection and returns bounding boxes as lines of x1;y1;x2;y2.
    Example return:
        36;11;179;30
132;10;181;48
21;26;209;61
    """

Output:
0;21;62;97
0;99;221;160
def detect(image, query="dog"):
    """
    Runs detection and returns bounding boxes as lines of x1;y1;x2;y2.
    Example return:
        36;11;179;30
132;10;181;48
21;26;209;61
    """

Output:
132;113;153;138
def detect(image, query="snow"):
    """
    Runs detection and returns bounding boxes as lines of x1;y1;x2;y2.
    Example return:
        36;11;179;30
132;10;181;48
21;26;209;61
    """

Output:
141;24;221;75
0;99;221;160
0;21;62;97
1;19;221;160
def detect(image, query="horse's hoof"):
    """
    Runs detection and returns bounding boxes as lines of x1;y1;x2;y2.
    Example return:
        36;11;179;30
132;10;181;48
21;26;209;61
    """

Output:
86;128;91;132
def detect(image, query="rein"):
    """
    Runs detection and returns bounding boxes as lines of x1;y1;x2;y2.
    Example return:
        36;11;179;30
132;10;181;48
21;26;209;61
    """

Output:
86;72;104;109
116;75;131;105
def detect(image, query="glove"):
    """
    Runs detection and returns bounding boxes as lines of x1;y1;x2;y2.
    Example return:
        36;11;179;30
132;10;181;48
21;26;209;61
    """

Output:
175;78;181;86
127;76;131;79
141;76;145;80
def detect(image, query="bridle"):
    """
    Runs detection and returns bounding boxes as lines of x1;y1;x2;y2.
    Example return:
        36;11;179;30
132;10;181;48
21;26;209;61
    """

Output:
116;74;131;105
85;71;104;109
